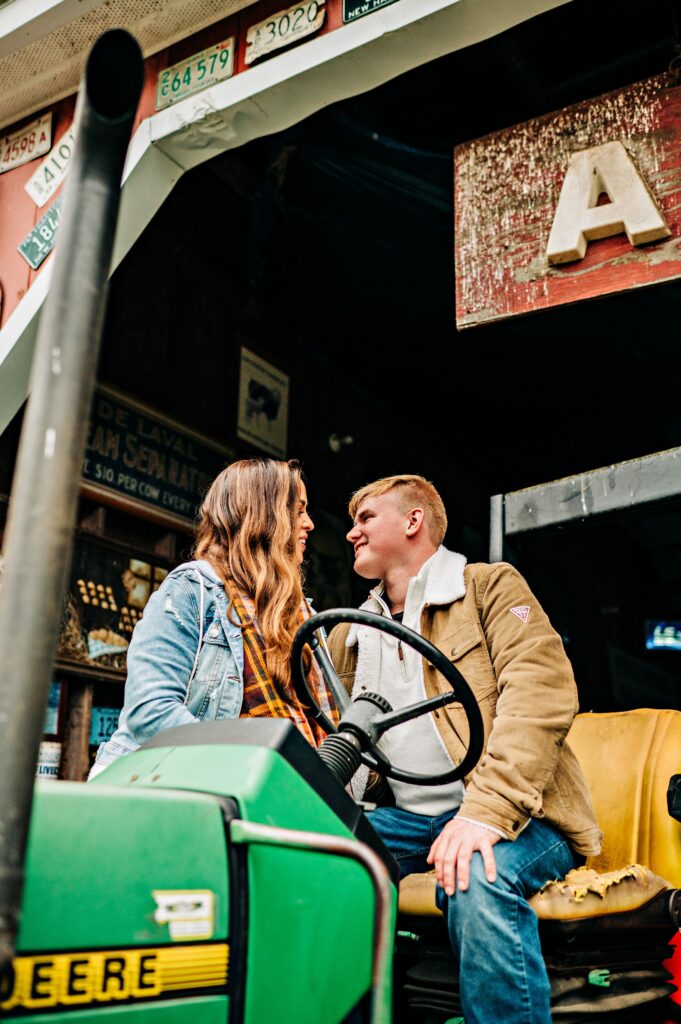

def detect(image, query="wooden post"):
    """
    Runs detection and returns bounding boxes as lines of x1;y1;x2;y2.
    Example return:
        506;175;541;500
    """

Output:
60;681;93;782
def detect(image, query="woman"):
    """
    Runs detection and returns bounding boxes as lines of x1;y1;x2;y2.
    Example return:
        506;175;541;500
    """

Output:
89;458;337;778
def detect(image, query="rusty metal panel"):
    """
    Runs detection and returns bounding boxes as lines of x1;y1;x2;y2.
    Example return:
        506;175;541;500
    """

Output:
504;447;681;534
455;74;681;329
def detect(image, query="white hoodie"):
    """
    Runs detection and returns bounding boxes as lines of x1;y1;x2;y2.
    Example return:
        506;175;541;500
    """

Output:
350;547;465;816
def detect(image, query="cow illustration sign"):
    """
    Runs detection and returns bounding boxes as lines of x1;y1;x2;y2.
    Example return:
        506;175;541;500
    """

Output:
237;348;289;459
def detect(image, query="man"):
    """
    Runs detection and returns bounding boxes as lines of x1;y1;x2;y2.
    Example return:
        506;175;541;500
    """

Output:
328;474;601;1024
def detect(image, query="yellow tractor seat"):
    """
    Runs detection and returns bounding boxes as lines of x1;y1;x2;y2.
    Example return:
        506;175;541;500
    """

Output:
399;709;681;922
395;710;681;1022
398;863;679;923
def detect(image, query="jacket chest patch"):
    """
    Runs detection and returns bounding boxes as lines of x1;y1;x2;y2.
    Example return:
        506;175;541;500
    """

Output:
509;605;531;623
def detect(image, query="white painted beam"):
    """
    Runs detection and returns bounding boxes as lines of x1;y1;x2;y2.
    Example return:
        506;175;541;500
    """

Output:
0;0;109;59
504;447;681;533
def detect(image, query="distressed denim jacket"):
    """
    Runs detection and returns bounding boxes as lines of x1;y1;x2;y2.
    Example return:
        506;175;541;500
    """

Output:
90;559;244;777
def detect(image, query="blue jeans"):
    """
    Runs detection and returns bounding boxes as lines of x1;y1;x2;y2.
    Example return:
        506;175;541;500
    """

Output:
367;806;581;1024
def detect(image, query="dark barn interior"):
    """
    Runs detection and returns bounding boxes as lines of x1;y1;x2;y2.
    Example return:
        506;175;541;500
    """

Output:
6;0;680;714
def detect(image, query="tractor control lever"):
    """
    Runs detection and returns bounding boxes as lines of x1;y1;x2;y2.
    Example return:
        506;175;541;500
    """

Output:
307;633;351;717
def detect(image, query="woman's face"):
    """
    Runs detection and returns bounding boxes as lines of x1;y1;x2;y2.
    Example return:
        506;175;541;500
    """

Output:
296;480;314;563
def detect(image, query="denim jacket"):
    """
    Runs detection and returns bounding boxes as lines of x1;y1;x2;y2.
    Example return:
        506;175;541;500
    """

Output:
90;559;244;777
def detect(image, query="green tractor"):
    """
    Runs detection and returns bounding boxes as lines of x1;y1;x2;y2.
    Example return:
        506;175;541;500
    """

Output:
2;607;485;1024
0;27;679;1024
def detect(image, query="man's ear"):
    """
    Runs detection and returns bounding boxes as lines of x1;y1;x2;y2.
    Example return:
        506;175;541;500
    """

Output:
405;508;425;537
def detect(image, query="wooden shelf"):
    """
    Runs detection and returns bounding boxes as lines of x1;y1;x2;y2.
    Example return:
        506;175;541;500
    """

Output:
54;658;126;685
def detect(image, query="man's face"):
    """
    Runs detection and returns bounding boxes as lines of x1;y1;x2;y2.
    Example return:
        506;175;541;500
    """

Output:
346;491;409;580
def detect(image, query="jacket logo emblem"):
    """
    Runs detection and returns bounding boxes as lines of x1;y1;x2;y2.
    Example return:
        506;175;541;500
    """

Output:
509;605;531;622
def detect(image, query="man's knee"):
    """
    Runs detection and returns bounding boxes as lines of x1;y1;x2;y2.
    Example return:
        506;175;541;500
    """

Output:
437;855;516;923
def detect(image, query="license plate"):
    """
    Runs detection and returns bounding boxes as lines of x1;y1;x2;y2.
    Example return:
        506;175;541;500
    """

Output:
89;706;119;745
245;1;326;65
156;39;235;111
0;113;52;175
24;126;75;208
18;195;63;270
343;0;400;21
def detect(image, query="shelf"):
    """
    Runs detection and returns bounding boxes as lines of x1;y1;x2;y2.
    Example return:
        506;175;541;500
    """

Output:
54;658;126;685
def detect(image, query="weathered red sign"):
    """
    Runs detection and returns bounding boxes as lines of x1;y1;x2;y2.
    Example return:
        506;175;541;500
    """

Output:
455;74;681;329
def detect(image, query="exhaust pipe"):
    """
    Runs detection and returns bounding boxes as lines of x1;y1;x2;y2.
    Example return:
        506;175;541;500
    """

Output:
0;29;143;971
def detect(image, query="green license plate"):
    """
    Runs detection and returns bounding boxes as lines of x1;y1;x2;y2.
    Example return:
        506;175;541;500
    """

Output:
343;0;400;21
156;39;235;111
18;194;63;270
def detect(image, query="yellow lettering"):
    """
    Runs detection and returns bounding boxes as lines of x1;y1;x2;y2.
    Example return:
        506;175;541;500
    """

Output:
146;449;167;482
0;943;226;1012
123;433;138;469
136;444;149;474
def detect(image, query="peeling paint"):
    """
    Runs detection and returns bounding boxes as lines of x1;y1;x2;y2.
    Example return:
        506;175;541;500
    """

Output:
536;864;654;903
455;74;681;328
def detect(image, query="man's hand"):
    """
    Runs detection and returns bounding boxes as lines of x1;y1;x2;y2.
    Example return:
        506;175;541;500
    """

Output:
427;818;501;896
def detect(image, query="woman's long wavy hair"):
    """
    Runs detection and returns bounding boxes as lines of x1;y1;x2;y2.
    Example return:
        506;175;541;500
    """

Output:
194;458;306;689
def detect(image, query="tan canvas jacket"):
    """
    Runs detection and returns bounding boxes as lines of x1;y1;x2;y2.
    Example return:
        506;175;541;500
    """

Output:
328;556;602;858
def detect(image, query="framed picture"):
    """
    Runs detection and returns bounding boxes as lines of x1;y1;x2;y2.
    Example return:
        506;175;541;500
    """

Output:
237;348;289;458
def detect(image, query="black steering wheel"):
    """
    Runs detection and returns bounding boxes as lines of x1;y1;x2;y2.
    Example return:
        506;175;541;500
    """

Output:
291;609;484;787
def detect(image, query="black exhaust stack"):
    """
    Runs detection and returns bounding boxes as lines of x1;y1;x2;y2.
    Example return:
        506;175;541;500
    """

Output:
0;30;143;972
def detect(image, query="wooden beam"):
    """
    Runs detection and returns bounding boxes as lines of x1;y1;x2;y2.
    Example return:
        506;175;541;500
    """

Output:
59;681;93;782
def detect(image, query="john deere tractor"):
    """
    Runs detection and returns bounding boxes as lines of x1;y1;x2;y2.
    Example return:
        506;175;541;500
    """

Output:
0;27;679;1024
1;606;487;1023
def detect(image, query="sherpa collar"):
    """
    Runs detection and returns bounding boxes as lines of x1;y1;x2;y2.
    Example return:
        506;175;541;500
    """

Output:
345;545;467;648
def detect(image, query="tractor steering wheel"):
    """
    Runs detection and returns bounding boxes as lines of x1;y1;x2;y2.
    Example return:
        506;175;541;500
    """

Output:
291;609;484;787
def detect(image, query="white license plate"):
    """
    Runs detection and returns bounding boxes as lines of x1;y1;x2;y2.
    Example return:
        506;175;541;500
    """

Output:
0;113;52;175
156;39;235;111
245;1;326;65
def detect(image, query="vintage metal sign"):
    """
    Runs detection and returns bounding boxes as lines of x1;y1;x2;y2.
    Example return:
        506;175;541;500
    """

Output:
237;348;289;459
155;39;235;111
245;1;326;64
0;113;52;175
24;125;75;207
455;74;681;328
343;0;400;20
18;195;63;270
82;387;232;529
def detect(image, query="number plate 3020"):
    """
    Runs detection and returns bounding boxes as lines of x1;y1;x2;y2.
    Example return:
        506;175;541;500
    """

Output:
245;1;326;65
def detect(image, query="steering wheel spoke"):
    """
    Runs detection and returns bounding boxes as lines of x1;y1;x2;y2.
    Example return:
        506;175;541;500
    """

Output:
373;690;457;737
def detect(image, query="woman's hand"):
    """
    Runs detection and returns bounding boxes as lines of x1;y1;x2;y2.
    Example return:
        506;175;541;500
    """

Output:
427;817;500;896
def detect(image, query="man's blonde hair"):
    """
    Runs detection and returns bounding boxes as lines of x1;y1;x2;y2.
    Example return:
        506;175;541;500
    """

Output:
349;474;448;547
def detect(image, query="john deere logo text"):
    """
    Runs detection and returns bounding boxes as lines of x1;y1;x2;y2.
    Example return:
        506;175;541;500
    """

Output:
0;943;228;1013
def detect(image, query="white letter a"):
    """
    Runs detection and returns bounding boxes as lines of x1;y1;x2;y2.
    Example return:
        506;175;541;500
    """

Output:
546;141;670;265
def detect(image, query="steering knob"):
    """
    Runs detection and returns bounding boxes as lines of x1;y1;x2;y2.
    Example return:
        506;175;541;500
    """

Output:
356;692;393;715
